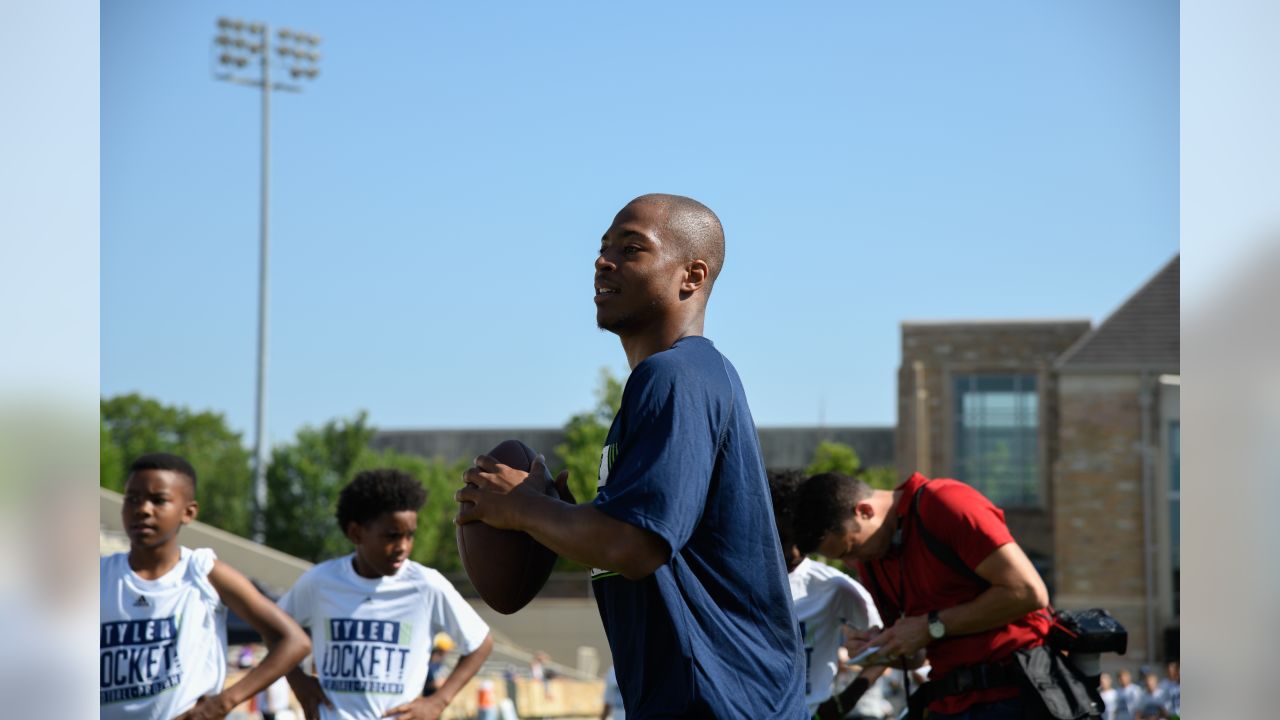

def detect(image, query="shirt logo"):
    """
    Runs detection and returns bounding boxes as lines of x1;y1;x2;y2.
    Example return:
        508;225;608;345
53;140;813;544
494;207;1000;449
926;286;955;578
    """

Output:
597;444;617;489
133;595;149;608
319;618;412;696
100;616;182;705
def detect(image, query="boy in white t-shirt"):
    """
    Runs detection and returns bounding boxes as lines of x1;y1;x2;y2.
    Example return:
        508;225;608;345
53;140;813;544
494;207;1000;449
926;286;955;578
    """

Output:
101;453;311;720
281;468;493;720
769;471;890;720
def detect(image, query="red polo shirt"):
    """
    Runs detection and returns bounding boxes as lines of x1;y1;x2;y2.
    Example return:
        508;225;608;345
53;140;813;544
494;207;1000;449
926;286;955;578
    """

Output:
857;473;1049;714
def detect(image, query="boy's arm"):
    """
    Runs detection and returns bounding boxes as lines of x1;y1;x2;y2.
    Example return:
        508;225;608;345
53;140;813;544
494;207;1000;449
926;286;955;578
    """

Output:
815;665;889;720
433;633;494;707
383;633;494;720
179;560;311;719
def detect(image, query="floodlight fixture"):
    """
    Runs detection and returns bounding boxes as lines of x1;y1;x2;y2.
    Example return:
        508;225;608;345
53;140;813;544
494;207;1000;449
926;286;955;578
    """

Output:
210;17;322;542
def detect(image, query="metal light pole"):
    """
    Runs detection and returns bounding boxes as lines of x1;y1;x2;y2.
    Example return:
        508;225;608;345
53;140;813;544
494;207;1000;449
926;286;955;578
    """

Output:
213;18;322;542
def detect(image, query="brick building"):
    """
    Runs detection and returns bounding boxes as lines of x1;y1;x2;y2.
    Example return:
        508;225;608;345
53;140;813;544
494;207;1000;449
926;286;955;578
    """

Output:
895;256;1179;663
895;319;1092;584
1052;256;1180;663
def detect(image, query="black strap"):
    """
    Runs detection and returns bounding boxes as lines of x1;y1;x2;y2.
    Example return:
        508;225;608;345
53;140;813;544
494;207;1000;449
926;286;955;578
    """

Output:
859;482;988;619
859;560;894;620
908;483;990;590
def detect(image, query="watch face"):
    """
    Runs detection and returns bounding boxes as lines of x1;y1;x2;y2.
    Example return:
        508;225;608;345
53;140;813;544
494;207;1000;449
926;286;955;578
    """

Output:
929;617;945;639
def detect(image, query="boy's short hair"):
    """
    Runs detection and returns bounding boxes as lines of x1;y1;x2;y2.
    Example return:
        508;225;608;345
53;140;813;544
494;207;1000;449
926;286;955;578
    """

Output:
767;470;806;545
128;452;198;495
792;472;872;555
336;468;427;530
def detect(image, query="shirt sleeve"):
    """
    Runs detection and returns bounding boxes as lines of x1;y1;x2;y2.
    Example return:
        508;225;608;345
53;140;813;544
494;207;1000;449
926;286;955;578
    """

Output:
426;572;490;654
592;357;719;556
186;547;221;607
921;482;1015;571
277;568;313;628
837;575;883;632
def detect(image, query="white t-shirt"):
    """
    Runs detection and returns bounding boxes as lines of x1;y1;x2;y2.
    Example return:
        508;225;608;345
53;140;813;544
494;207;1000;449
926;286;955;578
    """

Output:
1113;682;1141;720
1099;686;1119;720
279;555;490;720
258;675;293;713
789;558;883;716
100;547;227;720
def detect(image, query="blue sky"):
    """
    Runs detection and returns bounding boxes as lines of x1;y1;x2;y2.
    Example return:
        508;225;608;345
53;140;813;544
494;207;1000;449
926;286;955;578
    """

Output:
101;1;1178;445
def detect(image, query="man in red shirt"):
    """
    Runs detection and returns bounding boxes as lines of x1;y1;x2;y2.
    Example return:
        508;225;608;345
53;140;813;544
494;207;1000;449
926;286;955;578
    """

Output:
794;472;1050;719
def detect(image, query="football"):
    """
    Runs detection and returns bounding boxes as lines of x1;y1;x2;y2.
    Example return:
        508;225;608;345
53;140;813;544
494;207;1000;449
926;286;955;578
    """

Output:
457;439;559;614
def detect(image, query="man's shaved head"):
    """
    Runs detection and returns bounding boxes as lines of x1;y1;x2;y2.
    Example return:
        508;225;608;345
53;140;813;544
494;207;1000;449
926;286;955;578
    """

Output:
628;193;725;287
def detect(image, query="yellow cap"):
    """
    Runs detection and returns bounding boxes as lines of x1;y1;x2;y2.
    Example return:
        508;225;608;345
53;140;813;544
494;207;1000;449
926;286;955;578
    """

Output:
432;632;456;651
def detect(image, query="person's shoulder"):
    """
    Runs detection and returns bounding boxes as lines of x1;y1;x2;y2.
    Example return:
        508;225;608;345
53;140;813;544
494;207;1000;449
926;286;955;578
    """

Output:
631;337;730;398
403;561;455;593
637;336;722;376
185;546;218;574
806;561;872;595
100;552;128;584
923;477;997;511
800;558;846;582
296;555;351;585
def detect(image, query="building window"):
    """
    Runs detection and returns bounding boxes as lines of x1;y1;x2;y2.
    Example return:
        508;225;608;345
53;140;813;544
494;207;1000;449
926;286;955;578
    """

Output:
1169;420;1180;617
952;374;1040;507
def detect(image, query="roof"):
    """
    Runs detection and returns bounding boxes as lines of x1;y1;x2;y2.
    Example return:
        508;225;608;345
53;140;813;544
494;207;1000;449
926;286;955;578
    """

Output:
901;317;1092;328
1056;255;1179;371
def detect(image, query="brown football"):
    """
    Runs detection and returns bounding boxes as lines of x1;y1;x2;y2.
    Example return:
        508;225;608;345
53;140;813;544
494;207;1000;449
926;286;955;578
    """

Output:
457;439;559;614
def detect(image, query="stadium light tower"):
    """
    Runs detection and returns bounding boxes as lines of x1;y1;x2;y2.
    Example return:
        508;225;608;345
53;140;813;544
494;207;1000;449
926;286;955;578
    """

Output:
213;17;322;543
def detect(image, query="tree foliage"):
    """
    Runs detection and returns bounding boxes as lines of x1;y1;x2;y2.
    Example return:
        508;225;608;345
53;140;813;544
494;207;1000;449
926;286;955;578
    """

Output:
805;440;863;476
554;368;624;504
549;369;625;571
101;394;254;537
263;411;471;568
805;439;899;490
263;413;374;561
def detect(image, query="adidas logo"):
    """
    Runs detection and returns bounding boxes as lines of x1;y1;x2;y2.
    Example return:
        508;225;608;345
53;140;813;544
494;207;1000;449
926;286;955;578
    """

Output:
133;595;150;607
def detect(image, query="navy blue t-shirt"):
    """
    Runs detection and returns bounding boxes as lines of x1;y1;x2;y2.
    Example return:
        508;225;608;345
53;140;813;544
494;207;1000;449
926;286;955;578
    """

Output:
591;336;806;719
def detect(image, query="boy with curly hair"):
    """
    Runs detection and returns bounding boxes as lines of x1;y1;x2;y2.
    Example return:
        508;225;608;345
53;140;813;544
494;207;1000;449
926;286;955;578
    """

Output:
281;469;493;720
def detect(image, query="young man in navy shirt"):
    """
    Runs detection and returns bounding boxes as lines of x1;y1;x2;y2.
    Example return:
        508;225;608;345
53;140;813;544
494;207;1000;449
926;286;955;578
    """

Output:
457;193;806;719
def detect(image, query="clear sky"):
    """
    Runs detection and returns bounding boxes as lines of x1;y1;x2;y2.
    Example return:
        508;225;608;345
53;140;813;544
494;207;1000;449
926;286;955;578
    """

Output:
102;1;1178;446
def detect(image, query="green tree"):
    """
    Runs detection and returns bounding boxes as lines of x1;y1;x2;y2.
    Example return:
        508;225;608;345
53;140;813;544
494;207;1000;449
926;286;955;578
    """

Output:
264;413;374;562
100;417;124;491
101;394;254;537
264;411;471;569
805;439;899;490
805;440;863;476
555;368;624;504
548;368;625;572
860;465;901;490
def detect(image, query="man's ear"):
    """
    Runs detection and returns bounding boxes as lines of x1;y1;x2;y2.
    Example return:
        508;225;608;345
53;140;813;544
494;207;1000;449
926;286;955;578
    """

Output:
344;521;363;545
681;260;710;294
855;500;876;521
183;500;199;525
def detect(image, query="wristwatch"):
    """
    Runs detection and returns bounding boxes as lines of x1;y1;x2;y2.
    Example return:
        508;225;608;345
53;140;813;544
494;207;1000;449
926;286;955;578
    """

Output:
928;611;946;640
